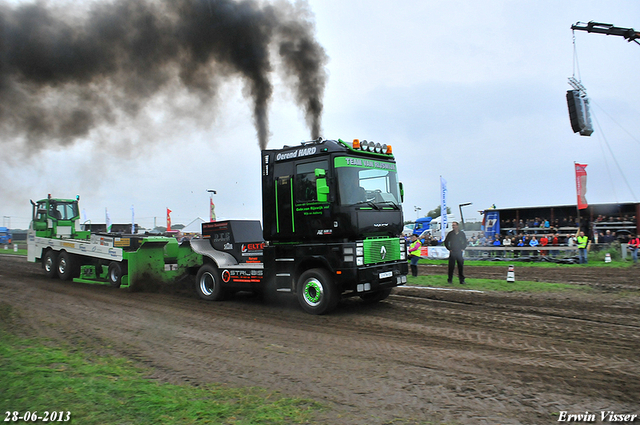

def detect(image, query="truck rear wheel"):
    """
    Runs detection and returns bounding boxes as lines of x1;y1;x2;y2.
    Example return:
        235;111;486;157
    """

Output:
297;268;338;315
57;251;79;281
108;262;124;288
195;264;226;301
43;250;58;279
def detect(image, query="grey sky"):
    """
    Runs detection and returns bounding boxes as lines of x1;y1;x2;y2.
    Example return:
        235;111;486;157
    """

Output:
1;0;639;229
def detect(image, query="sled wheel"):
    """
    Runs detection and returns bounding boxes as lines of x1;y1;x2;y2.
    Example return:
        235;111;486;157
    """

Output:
108;262;124;288
57;251;79;281
43;250;58;279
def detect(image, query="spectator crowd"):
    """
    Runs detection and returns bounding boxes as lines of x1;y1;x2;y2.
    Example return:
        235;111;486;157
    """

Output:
412;214;637;258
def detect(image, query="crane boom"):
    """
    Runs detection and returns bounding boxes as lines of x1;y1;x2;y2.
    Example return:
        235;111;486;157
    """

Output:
571;21;640;45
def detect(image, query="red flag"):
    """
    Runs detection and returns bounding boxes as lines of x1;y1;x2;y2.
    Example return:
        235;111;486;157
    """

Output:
210;197;216;222
575;163;588;210
167;208;172;231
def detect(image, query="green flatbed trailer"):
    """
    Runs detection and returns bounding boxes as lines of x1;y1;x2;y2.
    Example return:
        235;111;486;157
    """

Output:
27;195;202;289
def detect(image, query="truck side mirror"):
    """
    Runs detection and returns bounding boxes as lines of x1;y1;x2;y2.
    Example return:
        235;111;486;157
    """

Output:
399;182;404;203
315;169;329;202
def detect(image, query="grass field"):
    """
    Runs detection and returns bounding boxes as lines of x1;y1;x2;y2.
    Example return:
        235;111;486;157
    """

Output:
405;274;589;293
0;304;323;425
0;247;26;256
417;257;634;268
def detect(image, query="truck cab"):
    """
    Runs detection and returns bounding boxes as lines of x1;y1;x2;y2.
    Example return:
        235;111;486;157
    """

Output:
412;217;433;237
0;227;11;244
261;138;408;313
30;195;90;240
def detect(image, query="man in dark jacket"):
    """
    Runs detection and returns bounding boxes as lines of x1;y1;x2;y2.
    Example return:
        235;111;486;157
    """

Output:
444;221;468;284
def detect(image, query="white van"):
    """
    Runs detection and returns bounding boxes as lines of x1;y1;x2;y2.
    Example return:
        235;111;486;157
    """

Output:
425;214;456;238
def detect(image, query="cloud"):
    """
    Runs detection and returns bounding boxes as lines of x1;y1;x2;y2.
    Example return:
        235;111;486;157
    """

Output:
0;0;327;151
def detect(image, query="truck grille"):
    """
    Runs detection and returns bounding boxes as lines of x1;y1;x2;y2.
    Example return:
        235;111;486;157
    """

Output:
363;238;401;264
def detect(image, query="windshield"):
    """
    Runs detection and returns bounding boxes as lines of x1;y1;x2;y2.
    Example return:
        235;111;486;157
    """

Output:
46;201;79;220
334;156;400;206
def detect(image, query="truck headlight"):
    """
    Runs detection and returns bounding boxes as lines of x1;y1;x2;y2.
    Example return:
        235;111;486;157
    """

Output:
356;242;364;266
343;246;354;263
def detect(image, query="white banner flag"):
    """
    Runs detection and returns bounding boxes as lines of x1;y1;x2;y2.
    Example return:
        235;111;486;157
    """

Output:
105;208;112;233
440;176;448;242
131;205;135;234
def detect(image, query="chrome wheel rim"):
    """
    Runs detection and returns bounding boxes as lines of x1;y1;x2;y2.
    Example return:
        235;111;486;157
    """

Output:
45;256;54;273
302;278;323;307
199;272;215;296
58;258;67;275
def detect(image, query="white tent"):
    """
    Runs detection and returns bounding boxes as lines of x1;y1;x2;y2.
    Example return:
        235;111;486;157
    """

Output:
181;217;206;234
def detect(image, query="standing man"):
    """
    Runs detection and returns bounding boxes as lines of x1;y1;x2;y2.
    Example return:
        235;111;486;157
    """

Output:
628;234;640;264
444;221;468;284
602;230;615;245
408;233;422;277
576;229;589;264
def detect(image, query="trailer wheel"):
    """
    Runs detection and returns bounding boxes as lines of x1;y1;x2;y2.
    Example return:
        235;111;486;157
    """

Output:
195;265;226;301
43;250;58;279
108;262;124;288
57;251;79;281
360;288;392;303
297;268;338;315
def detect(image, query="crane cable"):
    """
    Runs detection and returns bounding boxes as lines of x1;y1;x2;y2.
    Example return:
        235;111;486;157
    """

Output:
592;111;638;202
591;99;640;147
572;30;581;81
571;30;638;203
592;112;619;202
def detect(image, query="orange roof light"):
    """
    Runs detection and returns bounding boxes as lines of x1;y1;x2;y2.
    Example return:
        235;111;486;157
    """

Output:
386;144;393;154
352;139;360;149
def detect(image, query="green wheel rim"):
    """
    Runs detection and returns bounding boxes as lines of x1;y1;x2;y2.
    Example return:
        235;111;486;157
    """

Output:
303;278;324;306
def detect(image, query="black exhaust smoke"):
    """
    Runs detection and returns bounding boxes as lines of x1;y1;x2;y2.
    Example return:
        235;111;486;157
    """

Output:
0;0;327;151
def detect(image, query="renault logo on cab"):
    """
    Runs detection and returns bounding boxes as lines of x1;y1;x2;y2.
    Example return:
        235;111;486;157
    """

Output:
380;245;387;260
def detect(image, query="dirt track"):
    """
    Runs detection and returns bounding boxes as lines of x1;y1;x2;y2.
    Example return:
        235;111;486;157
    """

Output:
1;255;639;424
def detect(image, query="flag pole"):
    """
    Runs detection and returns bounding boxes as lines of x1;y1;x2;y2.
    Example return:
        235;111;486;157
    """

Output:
575;162;581;231
574;162;589;233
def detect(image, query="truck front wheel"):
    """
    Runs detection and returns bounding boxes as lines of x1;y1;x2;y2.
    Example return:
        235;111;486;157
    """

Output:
297;268;338;315
195;265;226;301
43;250;58;279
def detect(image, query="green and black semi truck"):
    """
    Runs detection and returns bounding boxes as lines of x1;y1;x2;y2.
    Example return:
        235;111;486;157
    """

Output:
27;138;408;314
259;138;408;313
